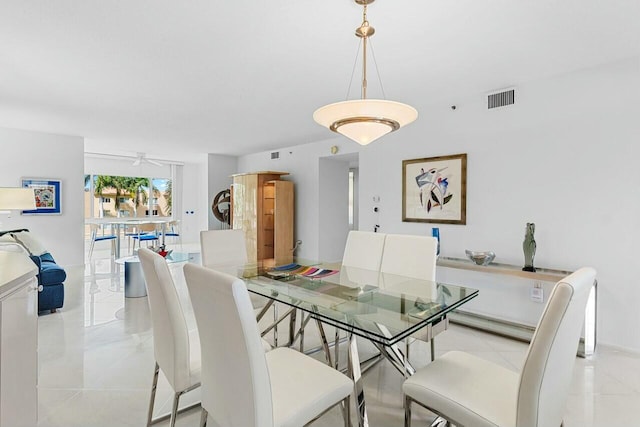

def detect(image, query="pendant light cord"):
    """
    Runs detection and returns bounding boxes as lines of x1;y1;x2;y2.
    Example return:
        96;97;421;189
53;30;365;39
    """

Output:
368;39;387;100
345;1;387;101
361;3;369;99
345;41;362;101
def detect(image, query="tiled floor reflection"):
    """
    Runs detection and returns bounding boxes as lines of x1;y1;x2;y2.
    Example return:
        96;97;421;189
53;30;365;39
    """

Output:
37;245;640;426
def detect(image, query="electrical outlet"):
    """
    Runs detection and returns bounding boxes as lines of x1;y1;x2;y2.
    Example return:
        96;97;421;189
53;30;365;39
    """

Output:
530;282;544;303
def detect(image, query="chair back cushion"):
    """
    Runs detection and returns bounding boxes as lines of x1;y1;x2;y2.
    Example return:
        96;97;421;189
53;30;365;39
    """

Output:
517;267;596;427
380;234;437;280
138;248;192;392
184;264;273;427
200;229;248;268
138;222;159;233
342;230;386;271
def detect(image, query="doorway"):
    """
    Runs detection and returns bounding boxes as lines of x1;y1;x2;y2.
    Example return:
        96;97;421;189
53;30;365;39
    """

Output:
318;153;359;262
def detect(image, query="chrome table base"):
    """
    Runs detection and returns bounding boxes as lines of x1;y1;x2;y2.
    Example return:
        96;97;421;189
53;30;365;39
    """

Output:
262;303;450;427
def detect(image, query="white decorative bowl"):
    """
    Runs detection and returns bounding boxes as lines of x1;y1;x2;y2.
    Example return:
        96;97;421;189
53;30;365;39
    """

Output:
465;250;496;266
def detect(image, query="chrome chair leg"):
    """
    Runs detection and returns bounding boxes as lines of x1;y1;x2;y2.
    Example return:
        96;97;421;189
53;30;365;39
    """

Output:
146;362;160;427
430;338;436;362
273;303;278;347
344;395;351;427
430;417;449;427
404;395;412;427
342;395;351;427
200;407;208;427
300;311;305;352
169;392;181;427
147;367;200;426
88;236;96;261
334;327;340;370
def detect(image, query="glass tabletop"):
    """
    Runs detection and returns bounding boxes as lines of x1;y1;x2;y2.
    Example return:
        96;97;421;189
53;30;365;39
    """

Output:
222;261;479;346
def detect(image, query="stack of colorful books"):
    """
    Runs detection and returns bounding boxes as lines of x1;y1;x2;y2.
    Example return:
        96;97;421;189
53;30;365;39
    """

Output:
270;263;339;279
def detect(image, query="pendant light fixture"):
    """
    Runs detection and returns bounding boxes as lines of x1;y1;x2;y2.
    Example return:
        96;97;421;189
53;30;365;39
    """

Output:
313;0;417;146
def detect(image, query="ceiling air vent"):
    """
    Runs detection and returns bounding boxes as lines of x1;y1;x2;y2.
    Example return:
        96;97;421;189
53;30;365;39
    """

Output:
488;89;515;109
271;151;280;160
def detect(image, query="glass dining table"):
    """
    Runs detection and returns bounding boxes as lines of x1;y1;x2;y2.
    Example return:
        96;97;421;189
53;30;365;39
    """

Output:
215;259;479;427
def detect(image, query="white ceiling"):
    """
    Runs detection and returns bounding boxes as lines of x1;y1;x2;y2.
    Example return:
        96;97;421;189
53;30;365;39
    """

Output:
1;0;638;160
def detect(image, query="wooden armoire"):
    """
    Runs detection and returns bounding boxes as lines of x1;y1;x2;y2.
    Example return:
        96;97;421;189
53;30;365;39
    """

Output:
230;171;294;264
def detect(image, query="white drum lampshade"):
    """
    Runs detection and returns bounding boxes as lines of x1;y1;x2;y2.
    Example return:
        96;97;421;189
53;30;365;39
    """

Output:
0;188;37;212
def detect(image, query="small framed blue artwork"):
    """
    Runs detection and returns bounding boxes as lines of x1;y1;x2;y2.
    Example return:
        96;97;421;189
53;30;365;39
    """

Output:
21;178;62;215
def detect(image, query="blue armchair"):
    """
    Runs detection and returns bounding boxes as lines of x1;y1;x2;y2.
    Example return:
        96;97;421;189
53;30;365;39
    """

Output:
0;229;66;313
29;252;66;312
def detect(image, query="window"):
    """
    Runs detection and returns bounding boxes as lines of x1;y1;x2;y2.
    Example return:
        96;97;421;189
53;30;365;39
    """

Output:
152;178;172;216
85;174;172;219
84;174;92;220
348;170;354;228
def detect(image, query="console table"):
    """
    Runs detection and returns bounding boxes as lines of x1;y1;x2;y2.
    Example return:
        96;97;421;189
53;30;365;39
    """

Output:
436;257;597;357
0;250;39;426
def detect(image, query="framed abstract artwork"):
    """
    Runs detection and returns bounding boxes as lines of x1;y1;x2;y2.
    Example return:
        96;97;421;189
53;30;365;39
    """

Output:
402;153;467;224
21;178;62;215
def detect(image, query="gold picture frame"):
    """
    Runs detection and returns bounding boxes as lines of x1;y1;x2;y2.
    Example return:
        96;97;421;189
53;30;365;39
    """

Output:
402;153;467;224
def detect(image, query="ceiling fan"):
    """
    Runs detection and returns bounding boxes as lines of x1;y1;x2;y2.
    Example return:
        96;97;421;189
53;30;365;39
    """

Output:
132;152;163;167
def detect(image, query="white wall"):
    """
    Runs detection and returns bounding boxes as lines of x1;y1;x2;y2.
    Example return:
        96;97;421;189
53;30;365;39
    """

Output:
238;57;640;351
180;157;209;244
207;154;237;230
319;157;350;262
0;127;85;266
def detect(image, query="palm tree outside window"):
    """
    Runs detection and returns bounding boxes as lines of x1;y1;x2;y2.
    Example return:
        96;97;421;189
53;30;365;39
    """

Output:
87;174;173;219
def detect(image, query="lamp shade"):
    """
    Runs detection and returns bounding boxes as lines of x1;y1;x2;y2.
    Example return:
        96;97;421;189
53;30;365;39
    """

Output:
313;99;418;145
0;188;36;210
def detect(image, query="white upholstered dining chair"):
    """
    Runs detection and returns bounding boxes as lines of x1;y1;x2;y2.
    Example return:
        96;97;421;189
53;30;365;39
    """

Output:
138;248;201;427
380;234;438;282
317;231;387;356
380;234;439;361
342;230;387;271
337;230;388;290
403;267;596;427
200;229;274;330
200;229;248;267
183;263;354;427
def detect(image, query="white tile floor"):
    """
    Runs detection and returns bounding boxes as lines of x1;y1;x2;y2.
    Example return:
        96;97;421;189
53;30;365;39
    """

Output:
36;244;640;426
